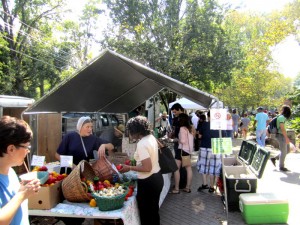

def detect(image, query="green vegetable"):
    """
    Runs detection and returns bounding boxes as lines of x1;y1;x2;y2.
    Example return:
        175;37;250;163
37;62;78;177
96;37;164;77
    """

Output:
93;176;100;183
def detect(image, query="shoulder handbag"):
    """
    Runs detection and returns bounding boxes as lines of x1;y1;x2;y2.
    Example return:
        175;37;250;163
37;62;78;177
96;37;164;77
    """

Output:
181;128;191;167
181;152;191;167
157;139;178;174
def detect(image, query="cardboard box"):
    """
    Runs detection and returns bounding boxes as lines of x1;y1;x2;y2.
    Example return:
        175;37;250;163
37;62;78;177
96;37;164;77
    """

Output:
28;181;62;209
239;193;289;224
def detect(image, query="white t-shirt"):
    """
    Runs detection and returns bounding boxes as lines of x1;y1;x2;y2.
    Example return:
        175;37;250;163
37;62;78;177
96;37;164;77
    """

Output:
134;134;160;179
191;113;199;128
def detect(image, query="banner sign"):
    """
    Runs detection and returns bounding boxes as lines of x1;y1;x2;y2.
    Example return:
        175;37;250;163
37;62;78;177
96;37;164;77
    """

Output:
211;137;232;154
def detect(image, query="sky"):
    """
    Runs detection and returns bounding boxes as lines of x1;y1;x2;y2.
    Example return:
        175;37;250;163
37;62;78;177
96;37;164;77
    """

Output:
218;0;300;78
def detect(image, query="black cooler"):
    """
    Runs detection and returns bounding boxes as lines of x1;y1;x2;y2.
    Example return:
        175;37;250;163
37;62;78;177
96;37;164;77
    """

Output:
223;141;270;211
223;140;257;166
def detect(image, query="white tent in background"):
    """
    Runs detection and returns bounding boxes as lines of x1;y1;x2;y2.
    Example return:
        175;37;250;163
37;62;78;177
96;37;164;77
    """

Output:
168;97;223;110
169;98;206;110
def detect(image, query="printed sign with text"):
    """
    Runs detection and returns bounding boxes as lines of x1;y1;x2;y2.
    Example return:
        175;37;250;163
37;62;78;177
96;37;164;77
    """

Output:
31;155;45;167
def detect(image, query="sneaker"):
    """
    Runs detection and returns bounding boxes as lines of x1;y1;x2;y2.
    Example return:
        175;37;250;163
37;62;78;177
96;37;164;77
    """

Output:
197;184;209;192
279;167;290;172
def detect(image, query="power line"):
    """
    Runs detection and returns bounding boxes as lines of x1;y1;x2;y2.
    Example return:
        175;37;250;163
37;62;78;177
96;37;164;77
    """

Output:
1;21;74;65
0;32;72;67
0;8;77;59
0;43;64;70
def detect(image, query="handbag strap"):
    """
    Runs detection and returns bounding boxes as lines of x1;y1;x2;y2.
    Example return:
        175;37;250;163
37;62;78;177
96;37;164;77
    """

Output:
79;134;88;158
156;138;165;149
156;138;165;156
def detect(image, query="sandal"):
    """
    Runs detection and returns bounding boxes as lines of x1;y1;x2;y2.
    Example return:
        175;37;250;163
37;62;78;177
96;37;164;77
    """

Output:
169;189;180;194
197;184;209;192
182;188;191;193
208;187;215;193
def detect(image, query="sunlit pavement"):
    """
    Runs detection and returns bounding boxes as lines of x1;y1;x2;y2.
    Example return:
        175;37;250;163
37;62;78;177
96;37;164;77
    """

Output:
257;152;300;225
160;138;300;225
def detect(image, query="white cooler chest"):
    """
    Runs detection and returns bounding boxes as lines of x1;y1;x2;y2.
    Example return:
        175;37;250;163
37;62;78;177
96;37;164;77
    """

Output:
239;193;289;224
223;142;270;211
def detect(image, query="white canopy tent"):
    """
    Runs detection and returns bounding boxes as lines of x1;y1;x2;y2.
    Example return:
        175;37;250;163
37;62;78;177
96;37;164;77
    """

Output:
168;97;223;110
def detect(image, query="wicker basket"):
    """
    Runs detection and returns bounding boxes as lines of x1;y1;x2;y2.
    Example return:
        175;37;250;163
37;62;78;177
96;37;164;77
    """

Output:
108;152;129;166
62;160;95;202
92;187;128;211
92;152;119;183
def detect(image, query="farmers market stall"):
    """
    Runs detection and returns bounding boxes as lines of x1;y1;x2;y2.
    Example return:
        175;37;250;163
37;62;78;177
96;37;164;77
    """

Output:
28;161;170;225
24;49;220;223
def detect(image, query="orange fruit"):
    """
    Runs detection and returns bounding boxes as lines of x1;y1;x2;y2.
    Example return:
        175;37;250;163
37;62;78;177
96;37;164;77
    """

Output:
89;199;97;207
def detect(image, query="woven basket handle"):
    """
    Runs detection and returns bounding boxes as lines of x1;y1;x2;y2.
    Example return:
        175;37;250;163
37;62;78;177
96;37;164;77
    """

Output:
97;148;107;159
97;149;113;165
78;160;87;174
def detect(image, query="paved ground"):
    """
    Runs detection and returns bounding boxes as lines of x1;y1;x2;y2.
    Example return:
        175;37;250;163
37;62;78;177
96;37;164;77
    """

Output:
159;138;300;225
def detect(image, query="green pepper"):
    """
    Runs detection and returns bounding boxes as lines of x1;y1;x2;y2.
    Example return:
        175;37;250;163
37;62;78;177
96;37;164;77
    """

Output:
130;159;136;166
93;176;100;184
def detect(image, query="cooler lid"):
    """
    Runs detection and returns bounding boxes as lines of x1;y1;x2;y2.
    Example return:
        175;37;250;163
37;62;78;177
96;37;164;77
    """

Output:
249;147;270;178
238;140;257;165
239;193;288;205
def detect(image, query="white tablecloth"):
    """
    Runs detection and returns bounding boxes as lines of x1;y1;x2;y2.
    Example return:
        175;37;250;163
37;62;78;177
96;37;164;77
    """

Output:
29;173;171;224
159;173;171;207
29;194;140;225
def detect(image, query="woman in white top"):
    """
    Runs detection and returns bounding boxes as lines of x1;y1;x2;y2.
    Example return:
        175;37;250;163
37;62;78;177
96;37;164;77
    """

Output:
120;116;163;225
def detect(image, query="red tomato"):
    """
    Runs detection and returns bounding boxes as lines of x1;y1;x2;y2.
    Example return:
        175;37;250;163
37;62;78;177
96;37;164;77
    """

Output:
116;164;123;171
124;160;131;165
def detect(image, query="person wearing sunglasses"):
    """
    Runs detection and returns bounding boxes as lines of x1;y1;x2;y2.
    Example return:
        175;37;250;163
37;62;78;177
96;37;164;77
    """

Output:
0;116;40;225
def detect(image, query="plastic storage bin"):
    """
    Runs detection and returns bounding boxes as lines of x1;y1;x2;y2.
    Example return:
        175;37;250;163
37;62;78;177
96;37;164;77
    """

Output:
223;145;270;211
239;193;289;224
223;140;257;166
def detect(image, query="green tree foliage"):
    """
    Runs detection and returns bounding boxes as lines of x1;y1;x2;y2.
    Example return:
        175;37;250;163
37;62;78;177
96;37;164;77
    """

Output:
0;0;70;97
0;36;10;91
215;10;293;111
57;0;103;66
101;0;240;111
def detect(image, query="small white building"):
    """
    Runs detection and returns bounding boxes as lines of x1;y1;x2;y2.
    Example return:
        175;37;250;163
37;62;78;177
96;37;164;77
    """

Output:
0;95;35;117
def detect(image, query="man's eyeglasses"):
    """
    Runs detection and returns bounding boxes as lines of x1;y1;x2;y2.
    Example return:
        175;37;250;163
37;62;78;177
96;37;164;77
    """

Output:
16;145;31;151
